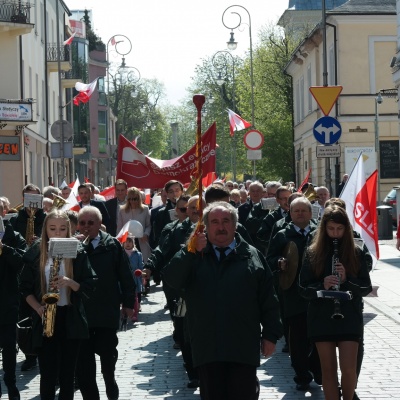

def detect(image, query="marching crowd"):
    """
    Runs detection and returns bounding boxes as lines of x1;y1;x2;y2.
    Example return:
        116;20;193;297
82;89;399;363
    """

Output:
0;176;375;400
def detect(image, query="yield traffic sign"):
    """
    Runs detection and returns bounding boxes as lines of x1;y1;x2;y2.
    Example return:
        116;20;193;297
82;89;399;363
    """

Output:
313;116;342;145
309;86;343;116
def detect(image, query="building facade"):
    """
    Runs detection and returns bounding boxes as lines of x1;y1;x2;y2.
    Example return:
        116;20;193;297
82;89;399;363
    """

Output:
285;0;398;198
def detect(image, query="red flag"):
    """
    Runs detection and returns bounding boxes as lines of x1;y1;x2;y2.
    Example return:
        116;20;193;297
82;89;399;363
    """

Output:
340;153;379;263
116;221;130;243
227;109;251;137
84;177;90;183
67;180;75;188
117;123;217;189
100;186;115;201
298;168;312;192
73;78;99;106
144;189;151;205
63;32;76;46
202;172;217;188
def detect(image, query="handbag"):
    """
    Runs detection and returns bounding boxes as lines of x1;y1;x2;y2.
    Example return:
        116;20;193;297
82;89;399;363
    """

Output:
17;317;37;356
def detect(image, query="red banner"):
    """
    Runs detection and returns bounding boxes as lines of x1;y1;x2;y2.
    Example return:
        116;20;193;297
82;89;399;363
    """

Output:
117;122;216;189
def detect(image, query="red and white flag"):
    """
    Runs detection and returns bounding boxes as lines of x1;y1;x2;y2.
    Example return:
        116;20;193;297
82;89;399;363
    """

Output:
116;221;130;243
227;109;251;137
63;32;76;46
73;78;99;106
340;153;379;264
144;189;151;205
62;177;81;212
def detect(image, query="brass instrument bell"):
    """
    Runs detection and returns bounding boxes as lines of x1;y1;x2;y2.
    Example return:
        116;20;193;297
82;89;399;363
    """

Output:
304;184;318;202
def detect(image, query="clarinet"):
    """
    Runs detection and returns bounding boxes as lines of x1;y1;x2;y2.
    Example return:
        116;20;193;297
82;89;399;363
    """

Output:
331;239;344;319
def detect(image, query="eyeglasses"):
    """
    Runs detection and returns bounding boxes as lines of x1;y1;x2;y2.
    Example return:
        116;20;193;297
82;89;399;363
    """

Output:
178;207;187;213
78;220;95;226
128;197;139;201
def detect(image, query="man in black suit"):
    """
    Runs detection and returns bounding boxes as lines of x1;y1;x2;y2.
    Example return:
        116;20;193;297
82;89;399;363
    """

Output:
237;181;264;225
78;184;111;232
105;180;128;237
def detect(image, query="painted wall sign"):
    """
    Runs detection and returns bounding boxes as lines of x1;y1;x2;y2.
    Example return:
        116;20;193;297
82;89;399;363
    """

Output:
0;136;21;160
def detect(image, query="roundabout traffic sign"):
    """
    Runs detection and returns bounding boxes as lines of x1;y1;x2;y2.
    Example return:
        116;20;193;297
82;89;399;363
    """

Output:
243;129;264;150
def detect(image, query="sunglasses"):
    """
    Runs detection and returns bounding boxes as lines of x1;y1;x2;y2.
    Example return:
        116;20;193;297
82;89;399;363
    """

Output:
128;197;139;201
78;220;95;226
178;207;187;213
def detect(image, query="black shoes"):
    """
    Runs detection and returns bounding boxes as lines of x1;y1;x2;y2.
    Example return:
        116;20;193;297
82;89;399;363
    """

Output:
295;383;310;391
20;356;37;371
105;379;119;400
187;379;200;389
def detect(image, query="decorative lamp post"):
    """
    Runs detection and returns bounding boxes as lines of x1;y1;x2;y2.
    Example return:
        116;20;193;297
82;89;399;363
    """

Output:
375;92;383;204
212;50;237;181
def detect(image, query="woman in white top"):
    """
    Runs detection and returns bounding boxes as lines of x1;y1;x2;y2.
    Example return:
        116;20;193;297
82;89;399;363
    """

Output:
117;187;151;262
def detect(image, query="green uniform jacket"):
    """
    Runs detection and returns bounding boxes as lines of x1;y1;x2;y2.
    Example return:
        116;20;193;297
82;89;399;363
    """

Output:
257;207;286;255
20;241;96;348
152;199;175;247
299;245;372;339
0;221;26;325
9;208;46;241
242;203;270;253
83;231;136;329
163;233;282;368
266;222;316;318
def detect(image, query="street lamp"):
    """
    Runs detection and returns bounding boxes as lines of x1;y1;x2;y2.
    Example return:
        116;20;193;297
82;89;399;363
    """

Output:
375;92;383;204
212;50;238;181
222;5;256;179
222;5;255;127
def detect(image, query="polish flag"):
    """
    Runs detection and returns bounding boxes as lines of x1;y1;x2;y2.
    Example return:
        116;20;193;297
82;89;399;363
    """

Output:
144;189;151;205
73;78;99;106
63;32;76;46
132;135;140;146
227;109;251;137
62;177;81;212
100;186;115;201
116;221;131;243
340;153;379;264
59;179;68;189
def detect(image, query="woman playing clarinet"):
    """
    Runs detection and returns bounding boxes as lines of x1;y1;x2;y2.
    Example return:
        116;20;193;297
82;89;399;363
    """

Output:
299;205;372;400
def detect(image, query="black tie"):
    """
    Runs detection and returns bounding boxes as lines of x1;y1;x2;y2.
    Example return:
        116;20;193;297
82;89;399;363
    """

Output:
216;247;230;262
300;228;306;236
86;239;95;254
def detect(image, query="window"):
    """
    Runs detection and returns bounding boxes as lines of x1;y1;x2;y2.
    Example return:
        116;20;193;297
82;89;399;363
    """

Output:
307;65;312;113
98;111;107;153
299;76;305;121
329;45;335;86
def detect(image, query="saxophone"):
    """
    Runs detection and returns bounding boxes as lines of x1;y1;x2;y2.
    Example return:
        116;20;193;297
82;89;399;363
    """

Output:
331;239;344;319
25;206;38;245
42;256;61;337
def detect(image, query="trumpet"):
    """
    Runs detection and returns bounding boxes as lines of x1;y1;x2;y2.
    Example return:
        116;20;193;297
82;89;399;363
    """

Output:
331;239;344;320
42;256;61;337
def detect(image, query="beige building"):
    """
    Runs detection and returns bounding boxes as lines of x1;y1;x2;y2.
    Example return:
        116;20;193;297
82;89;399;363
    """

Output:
0;0;79;205
285;0;398;199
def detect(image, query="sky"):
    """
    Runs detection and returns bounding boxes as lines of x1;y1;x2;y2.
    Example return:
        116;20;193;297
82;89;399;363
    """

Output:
64;1;289;105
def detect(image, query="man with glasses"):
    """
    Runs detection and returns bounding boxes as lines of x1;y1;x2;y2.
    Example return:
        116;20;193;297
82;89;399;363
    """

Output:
76;206;135;400
105;180;128;237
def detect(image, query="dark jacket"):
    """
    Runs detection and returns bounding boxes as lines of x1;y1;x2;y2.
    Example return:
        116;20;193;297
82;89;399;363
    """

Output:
299;245;372;339
163;233;282;368
9;208;46;240
238;200;253;225
20;240;96;348
151;199;175;248
104;197;120;237
79;200;111;232
83;231;136;329
266;222;317;318
0;221;26;325
242;203;271;253
257;207;288;254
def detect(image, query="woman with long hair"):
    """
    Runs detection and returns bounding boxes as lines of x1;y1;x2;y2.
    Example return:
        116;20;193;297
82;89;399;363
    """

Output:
117;187;151;261
20;210;96;400
299;205;372;400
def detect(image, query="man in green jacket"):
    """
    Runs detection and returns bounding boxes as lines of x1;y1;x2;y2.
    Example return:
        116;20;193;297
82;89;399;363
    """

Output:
76;206;136;400
163;201;282;400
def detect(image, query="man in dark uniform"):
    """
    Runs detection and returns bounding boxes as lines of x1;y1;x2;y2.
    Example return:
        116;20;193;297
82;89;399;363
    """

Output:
0;200;26;399
267;197;320;391
237;181;264;225
163;202;282;400
76;206;135;400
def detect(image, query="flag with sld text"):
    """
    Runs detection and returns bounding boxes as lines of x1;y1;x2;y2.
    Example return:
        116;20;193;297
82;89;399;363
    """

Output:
340;152;379;264
117;122;216;189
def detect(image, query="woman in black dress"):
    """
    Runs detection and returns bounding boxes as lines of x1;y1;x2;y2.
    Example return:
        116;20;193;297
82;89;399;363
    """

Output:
299;205;372;400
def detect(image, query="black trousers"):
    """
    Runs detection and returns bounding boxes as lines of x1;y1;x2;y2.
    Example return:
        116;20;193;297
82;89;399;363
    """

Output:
198;362;259;400
0;323;17;387
76;327;118;400
38;306;80;400
288;312;320;385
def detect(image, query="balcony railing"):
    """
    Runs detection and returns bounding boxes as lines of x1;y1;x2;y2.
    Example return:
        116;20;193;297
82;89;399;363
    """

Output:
0;2;31;24
73;132;88;147
60;69;82;80
47;44;70;63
